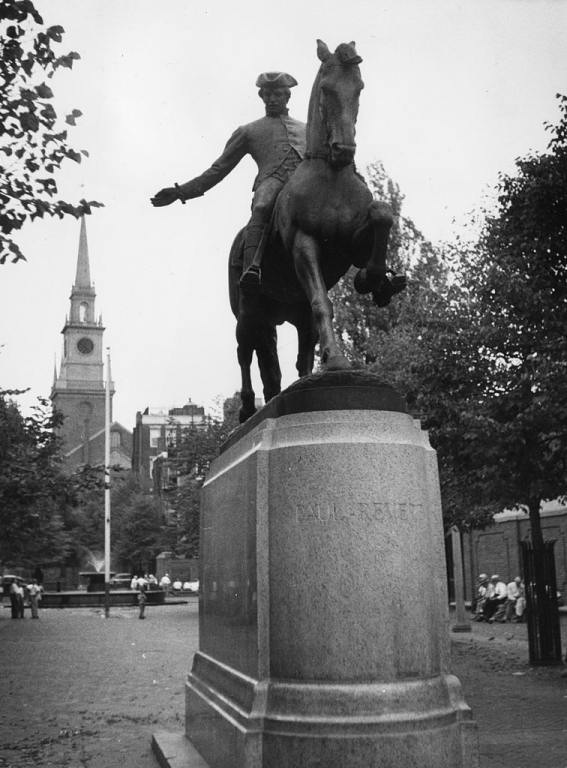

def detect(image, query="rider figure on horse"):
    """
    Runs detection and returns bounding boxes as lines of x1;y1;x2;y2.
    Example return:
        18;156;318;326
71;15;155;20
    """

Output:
151;72;306;294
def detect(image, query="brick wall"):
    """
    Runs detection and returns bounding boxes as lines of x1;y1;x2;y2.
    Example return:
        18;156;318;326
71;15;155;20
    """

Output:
460;507;567;601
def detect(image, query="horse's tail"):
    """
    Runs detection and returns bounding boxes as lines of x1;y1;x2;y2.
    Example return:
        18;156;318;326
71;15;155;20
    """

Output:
228;227;246;318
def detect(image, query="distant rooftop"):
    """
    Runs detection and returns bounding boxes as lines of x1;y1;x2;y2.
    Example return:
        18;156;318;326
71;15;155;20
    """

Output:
141;399;206;418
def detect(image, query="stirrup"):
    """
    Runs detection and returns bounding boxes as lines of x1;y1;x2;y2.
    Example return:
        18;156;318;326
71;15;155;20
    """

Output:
240;265;261;295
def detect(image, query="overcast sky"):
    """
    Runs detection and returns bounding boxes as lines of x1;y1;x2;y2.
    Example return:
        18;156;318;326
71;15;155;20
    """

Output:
1;0;566;428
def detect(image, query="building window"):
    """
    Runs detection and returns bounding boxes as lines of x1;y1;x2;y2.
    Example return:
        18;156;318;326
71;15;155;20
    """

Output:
111;431;121;449
79;302;88;322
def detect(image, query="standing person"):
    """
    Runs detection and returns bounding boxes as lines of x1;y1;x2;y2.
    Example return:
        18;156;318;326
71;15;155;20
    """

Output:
9;578;19;619
138;584;147;620
151;71;306;294
15;581;25;618
159;572;171;595
130;575;138;591
27;578;42;619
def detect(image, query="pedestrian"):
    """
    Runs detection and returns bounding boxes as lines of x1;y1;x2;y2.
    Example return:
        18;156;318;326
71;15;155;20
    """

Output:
15;581;25;618
138;584;147;620
9;578;20;619
130;575;138;590
27;578;43;619
159;572;171;594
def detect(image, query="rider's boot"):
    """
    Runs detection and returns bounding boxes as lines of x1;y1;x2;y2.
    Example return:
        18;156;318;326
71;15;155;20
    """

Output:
240;224;266;296
354;268;407;307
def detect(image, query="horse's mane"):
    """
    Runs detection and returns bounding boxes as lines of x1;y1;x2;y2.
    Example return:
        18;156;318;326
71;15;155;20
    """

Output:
306;67;323;130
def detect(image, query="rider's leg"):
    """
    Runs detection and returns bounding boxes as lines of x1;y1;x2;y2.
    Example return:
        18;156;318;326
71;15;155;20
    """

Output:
240;178;283;293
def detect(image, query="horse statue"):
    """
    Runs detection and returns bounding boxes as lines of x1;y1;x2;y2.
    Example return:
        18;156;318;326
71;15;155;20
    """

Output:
230;39;406;422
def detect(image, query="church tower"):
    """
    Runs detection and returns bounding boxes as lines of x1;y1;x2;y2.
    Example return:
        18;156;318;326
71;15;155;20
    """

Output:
51;217;115;469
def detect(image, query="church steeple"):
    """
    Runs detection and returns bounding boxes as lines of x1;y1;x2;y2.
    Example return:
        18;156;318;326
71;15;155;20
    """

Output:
51;216;114;470
68;216;97;325
74;215;91;288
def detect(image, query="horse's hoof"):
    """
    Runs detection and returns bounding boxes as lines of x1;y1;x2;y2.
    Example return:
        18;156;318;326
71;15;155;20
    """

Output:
353;267;373;294
324;354;352;371
239;266;261;296
371;274;407;307
239;406;256;423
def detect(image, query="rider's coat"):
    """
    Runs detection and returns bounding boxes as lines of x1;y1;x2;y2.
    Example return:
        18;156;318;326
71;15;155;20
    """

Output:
177;113;307;199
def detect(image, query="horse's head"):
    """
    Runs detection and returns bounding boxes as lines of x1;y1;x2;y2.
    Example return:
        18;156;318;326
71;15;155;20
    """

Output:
313;39;364;168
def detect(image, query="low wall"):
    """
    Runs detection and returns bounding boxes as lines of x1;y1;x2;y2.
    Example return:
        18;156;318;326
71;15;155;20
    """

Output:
39;589;165;608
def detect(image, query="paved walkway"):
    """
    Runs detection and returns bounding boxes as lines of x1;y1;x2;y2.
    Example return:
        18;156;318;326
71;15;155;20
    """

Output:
1;600;566;767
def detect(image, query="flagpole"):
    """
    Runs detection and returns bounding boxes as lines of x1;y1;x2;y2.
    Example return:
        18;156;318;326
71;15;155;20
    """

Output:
104;348;111;619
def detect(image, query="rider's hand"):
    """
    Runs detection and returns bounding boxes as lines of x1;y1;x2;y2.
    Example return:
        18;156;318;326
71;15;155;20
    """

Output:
150;187;180;207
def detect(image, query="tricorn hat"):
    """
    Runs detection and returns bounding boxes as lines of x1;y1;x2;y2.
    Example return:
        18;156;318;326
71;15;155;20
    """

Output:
256;71;298;89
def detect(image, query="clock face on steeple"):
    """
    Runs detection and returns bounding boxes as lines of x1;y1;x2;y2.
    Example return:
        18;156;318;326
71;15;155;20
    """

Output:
77;337;94;355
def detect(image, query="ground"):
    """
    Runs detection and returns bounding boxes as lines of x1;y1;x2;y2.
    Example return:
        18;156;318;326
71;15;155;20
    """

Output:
1;600;566;767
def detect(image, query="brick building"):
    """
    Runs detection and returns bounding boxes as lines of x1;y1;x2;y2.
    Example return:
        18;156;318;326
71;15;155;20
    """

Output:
131;400;207;489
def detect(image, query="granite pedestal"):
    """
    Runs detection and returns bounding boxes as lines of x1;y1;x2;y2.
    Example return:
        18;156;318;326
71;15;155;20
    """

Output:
153;372;479;768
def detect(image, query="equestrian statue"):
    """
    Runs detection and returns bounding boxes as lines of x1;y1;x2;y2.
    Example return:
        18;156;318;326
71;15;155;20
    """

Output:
152;40;406;422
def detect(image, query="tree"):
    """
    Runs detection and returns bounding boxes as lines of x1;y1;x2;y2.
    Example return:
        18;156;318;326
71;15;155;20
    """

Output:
0;0;102;264
429;93;567;662
110;474;165;574
455;93;567;541
0;392;72;566
68;471;166;574
330;162;496;531
167;397;240;557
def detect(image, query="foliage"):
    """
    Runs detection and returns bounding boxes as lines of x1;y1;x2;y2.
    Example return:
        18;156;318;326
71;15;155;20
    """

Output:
69;471;165;574
448;93;567;544
166;395;241;557
331;107;567;537
0;0;102;264
331;160;428;366
330;163;495;530
110;474;165;573
0;392;72;566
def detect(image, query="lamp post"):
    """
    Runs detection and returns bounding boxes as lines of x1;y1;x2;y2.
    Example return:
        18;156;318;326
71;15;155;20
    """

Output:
451;526;471;632
104;348;111;619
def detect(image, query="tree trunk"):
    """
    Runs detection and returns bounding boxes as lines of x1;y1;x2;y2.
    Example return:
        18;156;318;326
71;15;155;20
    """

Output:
528;498;545;549
523;499;562;665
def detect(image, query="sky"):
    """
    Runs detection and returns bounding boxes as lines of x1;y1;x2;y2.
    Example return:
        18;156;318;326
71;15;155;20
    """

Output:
1;0;566;429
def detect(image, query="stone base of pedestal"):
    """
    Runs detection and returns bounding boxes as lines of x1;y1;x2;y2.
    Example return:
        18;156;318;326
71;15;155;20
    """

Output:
153;372;479;768
183;654;478;768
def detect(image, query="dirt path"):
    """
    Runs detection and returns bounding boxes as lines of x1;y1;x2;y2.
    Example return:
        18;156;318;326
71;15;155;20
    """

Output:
1;601;566;767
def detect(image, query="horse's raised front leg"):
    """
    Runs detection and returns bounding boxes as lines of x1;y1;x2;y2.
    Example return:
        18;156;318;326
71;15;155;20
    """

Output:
353;201;407;307
293;231;350;371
